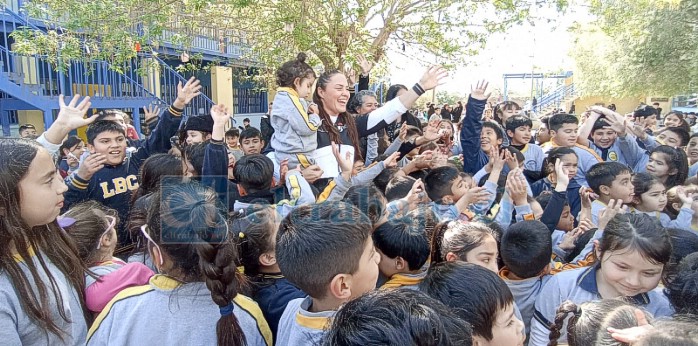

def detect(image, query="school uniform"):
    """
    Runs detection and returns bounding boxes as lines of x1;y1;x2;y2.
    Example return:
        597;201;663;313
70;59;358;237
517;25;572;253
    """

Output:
270;87;322;168
690;161;698;178
250;274;306;340
61;106;182;248
380;270;428;290
515;143;545;172
631;208;694;231
0;248;87;345
541;142;602;187
530;178;582;221
85;259;154;313
587;134;646;169
529;265;674;346
87;275;272;346
459;96;488;174
499;268;552;337
276;297;334;346
430;181;498;222
589;199;607;227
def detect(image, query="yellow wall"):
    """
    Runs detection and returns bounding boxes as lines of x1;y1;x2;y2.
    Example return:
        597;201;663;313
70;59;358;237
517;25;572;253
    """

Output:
17;111;45;135
573;95;645;115
211;66;233;111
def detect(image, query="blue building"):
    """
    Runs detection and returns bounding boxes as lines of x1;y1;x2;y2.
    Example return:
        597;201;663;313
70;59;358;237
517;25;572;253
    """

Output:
1;0;268;137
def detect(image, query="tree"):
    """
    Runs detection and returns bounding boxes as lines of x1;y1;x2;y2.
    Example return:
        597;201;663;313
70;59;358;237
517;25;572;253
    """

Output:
10;0;566;87
571;0;698;97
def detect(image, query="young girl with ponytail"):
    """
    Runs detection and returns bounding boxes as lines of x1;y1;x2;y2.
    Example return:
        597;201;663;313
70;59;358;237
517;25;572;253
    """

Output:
86;182;271;345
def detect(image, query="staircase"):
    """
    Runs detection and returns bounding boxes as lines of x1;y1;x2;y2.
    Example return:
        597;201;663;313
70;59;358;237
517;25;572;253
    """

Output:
534;83;577;115
1;5;215;135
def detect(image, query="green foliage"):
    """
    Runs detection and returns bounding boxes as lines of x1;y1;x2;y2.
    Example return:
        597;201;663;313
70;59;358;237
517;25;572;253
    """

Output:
572;0;698;97
10;0;566;88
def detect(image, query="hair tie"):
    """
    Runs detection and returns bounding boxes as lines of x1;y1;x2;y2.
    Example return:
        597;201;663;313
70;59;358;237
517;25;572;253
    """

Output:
238;232;245;239
219;303;235;316
57;216;76;229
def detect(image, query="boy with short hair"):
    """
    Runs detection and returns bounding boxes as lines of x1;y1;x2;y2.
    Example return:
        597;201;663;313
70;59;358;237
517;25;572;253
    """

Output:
18;123;37;139
576;107;646;169
275;202;379;345
459;80;494;174
505;115;544;172
424;163;499;222
374;219;430;290
499;220;554;337
541;113;602;186
384;175;417;202
224;128;243;160
239;127;265;155
585;161;634;225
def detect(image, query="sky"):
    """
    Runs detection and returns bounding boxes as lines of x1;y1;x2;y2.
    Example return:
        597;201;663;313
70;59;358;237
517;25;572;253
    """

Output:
384;3;594;98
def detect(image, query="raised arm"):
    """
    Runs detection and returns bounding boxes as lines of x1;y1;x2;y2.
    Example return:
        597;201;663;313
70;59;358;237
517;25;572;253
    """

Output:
576;110;600;148
460;80;489;174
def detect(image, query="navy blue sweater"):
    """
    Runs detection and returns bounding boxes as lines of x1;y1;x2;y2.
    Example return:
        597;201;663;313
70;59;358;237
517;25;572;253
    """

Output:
63;106;183;247
250;274;306;340
459;97;488;174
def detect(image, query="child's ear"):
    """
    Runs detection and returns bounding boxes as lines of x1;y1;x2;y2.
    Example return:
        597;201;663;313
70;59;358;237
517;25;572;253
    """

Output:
329;273;352;301
632;194;642;205
445;252;460;262
599;185;611;196
258;252;277;267
395;257;407;271
672;202;681;211
293;77;302;89
441;195;454;204
472;335;487;346
668;167;678;176
205;133;212;141
87;143;96;154
506;130;514;138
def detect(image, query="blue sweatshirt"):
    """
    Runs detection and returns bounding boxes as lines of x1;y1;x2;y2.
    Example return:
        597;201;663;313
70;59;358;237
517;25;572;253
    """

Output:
250;274;306;340
62;106;182;247
459;96;488;174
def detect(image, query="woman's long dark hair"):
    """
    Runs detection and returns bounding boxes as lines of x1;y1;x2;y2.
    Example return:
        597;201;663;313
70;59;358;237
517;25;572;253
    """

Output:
313;70;363;161
0;139;90;340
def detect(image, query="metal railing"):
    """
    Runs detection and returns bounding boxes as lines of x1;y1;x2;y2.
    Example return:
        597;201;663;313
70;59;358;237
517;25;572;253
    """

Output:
534;83;576;114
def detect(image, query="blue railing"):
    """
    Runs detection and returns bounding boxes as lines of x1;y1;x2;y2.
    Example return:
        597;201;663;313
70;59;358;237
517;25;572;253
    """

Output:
534;84;576;114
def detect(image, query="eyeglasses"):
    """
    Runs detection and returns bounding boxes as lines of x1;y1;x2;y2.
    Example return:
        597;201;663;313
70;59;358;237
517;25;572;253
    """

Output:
96;215;116;250
140;224;163;266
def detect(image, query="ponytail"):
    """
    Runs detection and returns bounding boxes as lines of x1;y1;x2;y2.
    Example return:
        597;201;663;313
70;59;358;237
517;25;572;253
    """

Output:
196;240;246;346
429;221;450;264
548;301;579;346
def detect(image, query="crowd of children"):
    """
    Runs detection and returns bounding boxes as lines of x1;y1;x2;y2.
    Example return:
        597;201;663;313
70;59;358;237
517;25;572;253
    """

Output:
1;53;698;346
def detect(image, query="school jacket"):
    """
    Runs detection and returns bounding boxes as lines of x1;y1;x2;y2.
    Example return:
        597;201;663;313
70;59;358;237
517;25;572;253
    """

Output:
530;179;582;223
87;275;272;346
519;143;546;172
85;259;154;313
459;96;488;174
380;270;427;290
62;105;182;246
587;134;646;169
270;88;321;155
631;208;694;231
0;248;87;345
541;142;602;187
528;265;674;346
276;297;334;346
251;274;306;340
499;268;553;337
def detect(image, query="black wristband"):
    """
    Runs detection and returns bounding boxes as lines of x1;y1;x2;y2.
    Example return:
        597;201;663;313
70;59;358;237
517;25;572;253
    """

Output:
412;83;425;96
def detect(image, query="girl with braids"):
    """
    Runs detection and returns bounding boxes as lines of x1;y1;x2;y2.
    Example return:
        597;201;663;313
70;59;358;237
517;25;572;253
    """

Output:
87;182;271;345
430;220;500;273
547;300;650;346
0;139;90;344
310;65;447;180
233;206;305;339
529;214;674;346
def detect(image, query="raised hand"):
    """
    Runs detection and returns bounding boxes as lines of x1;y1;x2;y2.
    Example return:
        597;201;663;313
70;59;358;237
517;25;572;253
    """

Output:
382;151;400;168
143;104;161;123
489;147;505;172
346;67;357;86
278;159;290;184
554;159;570;190
357;54;374;76
300;165;323;183
308;102;319;115
463;186;491;205
398;122;408;141
598;199;626;230
418;66;449;91
77;153;106;181
56;94;95;130
423;120;441;141
560;219;593;250
210;104;231;125
174;77;202;109
505;168;528;206
503;148;518;170
677;186;694;208
332;141;354;176
470;80;491;101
